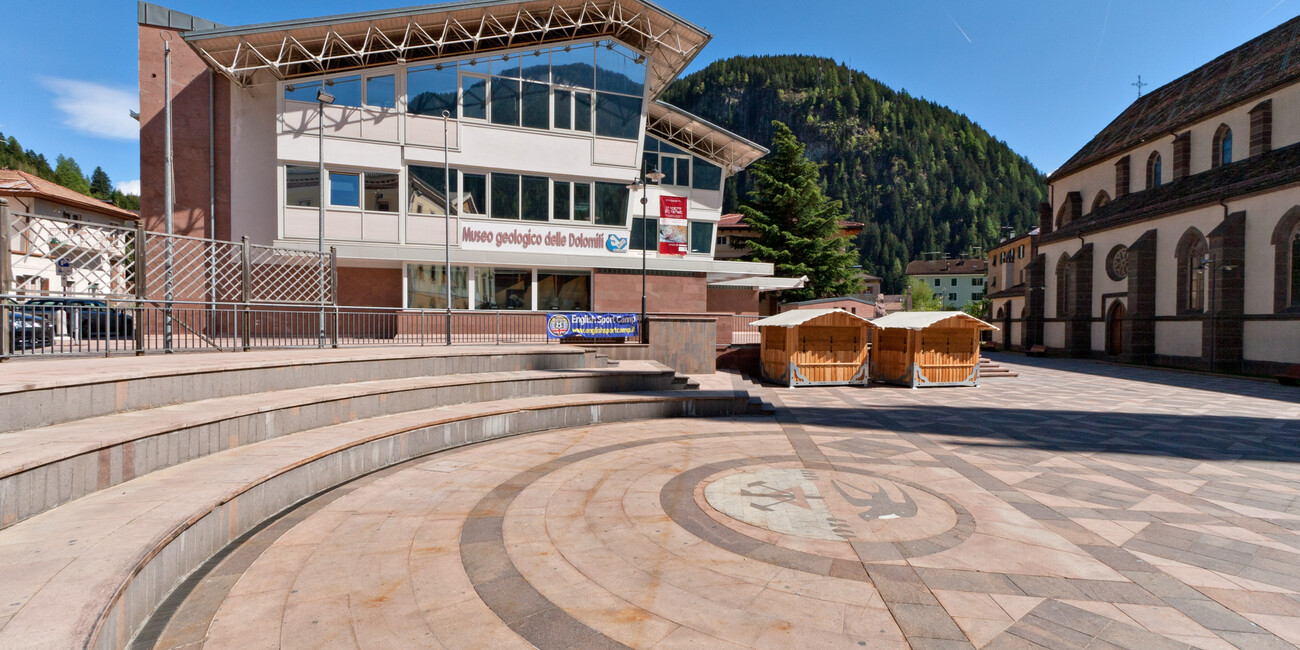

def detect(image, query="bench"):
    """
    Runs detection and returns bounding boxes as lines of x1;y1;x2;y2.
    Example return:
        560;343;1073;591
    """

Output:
1278;365;1300;386
1026;345;1047;358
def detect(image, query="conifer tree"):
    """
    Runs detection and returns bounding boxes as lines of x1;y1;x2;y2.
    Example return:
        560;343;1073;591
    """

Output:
89;166;113;199
53;155;91;195
740;121;863;302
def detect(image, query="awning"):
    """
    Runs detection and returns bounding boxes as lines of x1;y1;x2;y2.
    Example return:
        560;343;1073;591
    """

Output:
707;275;807;292
871;311;997;331
182;0;710;97
750;308;877;328
647;102;769;170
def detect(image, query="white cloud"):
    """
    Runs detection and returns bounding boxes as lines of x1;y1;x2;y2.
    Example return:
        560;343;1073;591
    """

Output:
41;78;138;141
116;179;141;195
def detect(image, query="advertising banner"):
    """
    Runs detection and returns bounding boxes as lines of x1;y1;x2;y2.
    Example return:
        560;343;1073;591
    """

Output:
460;220;628;256
546;312;639;339
658;196;688;256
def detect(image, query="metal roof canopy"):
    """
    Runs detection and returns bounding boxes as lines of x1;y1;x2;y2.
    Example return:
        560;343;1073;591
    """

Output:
871;311;997;331
750;308;879;329
182;0;710;98
707;275;805;292
648;101;768;170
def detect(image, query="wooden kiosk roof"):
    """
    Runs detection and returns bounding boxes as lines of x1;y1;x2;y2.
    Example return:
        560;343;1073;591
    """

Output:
750;308;880;329
871;311;997;331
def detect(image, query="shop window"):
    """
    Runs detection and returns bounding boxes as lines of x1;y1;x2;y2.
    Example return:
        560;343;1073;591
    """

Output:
630;217;657;250
594;182;628;226
329;172;360;207
689;222;713;254
407;65;458;117
537;271;591;311
476;267;532;310
364;74;396;109
692;159;722;191
285;165;319;207
408;165;456;215
363;172;399;213
407;264;468;309
521;176;549;221
490;173;520;219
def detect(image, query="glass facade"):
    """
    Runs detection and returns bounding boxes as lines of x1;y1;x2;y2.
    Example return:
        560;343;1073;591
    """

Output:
329;172;360;207
643;136;725;191
537;271;591;311
630;217;657;250
476;267;532;310
689;222;713;254
285;166;319;207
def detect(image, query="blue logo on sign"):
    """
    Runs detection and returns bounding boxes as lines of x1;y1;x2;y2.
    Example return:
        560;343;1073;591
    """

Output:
546;314;572;337
605;234;628;252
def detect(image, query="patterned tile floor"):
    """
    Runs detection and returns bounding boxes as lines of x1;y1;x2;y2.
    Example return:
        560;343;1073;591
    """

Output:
145;354;1300;649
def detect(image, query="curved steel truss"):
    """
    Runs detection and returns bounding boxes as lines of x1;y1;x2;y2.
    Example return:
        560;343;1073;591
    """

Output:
184;0;709;98
647;102;768;171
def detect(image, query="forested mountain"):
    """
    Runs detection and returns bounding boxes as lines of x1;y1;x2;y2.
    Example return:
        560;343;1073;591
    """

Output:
662;55;1046;293
0;132;140;210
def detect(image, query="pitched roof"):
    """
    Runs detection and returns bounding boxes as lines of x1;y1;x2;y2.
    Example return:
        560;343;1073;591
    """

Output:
782;295;877;307
905;258;987;275
1042;140;1300;243
750;307;878;328
0;170;139;221
1050;15;1300;181
871;310;996;331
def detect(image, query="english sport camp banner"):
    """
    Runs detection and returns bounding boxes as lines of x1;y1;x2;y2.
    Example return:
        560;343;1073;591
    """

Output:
658;196;688;256
546;313;639;339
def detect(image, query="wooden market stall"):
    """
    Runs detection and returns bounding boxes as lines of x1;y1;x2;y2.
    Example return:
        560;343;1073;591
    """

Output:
751;308;879;386
870;311;997;388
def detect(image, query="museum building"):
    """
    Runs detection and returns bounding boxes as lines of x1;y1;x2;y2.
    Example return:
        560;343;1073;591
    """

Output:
136;0;790;315
1028;15;1300;375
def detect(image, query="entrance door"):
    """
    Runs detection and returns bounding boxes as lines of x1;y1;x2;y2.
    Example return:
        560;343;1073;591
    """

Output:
1106;301;1126;356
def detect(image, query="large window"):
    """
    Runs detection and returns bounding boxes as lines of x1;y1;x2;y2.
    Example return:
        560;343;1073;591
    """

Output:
364;74;396;109
1146;151;1162;189
363;172;399;213
692;159;722;191
408;165;455;215
285;166;319;207
630;217;657;250
1213;124;1233;168
407;65;459;117
490;173;520;219
689;222;713;254
594;182;629;227
425;41;643;140
537;271;591;311
414;167;601;223
407;264;468;309
329;172;360;207
476;267;532;310
1292;232;1300;308
1176;229;1208;313
644;136;724;191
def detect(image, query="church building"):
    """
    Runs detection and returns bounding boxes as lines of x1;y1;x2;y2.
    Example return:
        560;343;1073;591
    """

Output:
1027;16;1300;375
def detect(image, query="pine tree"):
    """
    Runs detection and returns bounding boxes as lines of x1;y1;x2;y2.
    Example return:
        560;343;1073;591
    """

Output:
740;121;864;302
89;166;113;199
53;155;91;195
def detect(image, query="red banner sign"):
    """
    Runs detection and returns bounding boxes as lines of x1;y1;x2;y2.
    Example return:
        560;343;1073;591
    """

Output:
658;196;688;255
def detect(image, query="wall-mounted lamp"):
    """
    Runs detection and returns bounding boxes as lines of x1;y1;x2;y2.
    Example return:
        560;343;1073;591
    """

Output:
317;89;335;104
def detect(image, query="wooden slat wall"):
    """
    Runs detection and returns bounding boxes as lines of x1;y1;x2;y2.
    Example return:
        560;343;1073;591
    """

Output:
916;328;979;384
760;326;789;383
872;328;910;382
790;324;867;383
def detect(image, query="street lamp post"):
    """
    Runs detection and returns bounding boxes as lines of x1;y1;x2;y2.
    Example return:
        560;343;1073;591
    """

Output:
316;87;335;349
626;162;665;344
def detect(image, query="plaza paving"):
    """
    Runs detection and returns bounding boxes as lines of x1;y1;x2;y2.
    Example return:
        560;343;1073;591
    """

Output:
146;354;1300;649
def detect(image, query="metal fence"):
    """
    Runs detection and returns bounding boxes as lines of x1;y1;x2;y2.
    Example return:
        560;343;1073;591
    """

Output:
1;201;764;359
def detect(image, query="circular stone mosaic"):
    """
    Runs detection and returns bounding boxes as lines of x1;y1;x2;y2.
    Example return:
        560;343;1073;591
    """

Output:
703;467;958;543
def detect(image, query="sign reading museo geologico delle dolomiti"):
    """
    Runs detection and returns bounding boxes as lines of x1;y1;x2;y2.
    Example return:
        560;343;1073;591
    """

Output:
459;220;628;256
545;312;639;339
658;196;688;256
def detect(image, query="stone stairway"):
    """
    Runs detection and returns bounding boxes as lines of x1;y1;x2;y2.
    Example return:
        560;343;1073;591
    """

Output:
0;346;768;649
979;356;1020;378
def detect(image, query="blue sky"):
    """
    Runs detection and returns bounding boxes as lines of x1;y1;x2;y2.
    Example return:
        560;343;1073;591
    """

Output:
1;0;1295;195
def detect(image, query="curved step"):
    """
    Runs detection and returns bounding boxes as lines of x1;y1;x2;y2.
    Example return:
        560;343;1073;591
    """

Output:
0;362;677;530
0;391;757;650
0;345;601;433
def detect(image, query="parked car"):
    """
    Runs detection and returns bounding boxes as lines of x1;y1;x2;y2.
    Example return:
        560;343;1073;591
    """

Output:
22;298;135;338
6;309;54;352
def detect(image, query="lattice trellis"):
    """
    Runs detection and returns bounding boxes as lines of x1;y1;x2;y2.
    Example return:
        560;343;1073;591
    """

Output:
142;233;243;303
4;212;136;298
248;244;330;304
